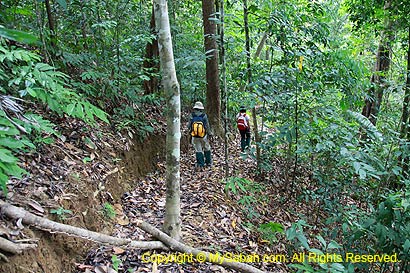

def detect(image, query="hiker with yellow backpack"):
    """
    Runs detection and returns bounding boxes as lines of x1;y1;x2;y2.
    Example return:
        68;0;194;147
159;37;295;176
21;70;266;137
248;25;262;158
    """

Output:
188;101;212;168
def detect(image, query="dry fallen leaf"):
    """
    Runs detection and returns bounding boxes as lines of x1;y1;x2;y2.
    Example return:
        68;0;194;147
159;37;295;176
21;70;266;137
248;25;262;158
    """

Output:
231;218;237;229
116;215;130;226
94;265;117;273
27;200;44;214
112;247;125;255
16;218;24;229
152;262;158;273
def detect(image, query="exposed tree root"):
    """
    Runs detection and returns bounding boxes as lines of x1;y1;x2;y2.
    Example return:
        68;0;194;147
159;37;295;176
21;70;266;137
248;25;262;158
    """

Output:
133;219;266;273
0;201;265;272
0;200;167;251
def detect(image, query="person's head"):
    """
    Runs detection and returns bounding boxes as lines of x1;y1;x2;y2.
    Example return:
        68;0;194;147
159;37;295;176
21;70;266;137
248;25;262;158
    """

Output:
240;106;246;113
193;101;204;111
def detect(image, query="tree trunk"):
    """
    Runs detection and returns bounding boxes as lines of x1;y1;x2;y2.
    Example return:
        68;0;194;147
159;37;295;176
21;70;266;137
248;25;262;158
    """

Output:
80;0;88;49
219;0;229;179
399;26;410;179
44;0;56;48
34;1;48;62
202;0;222;135
361;2;393;126
154;0;182;241
254;32;268;59
143;6;160;95
243;0;261;168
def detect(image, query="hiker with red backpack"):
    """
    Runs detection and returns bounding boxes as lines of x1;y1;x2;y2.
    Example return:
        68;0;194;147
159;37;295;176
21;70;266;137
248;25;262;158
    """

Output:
236;106;251;152
188;101;212;168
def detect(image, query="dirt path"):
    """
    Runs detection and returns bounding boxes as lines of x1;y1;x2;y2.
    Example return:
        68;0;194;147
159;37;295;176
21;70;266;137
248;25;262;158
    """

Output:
77;135;291;272
0;109;299;273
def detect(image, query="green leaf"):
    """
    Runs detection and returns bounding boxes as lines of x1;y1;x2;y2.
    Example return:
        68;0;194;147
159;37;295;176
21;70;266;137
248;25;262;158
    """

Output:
26;87;37;98
309;248;324;255
0;171;8;193
0;149;17;163
297;233;310;250
289;263;315;271
0;27;38;45
75;103;85;119
327;241;342;249
403;239;410;253
94;107;110;123
0;161;25;177
0;138;24;149
143;125;154;133
237;180;247;192
347;110;383;141
66;103;76;116
330;263;346;272
56;0;67;9
316;234;326;248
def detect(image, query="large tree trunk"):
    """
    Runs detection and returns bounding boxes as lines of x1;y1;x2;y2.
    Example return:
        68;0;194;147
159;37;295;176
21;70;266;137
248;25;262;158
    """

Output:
143;6;160;95
202;0;222;135
361;2;393;126
154;0;182;240
243;0;261;168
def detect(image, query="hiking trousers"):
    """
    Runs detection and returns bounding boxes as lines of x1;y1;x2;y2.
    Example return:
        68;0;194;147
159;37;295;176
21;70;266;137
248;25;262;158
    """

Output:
192;135;212;167
191;135;211;153
239;129;251;151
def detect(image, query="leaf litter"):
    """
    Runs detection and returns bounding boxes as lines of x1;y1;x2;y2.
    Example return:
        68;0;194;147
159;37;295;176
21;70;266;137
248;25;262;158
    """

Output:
0;106;324;273
77;129;308;273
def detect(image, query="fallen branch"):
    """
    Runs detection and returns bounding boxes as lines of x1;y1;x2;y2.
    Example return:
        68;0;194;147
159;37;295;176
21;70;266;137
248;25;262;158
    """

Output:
0;200;167;250
0;237;37;254
133;219;266;273
0;201;265;272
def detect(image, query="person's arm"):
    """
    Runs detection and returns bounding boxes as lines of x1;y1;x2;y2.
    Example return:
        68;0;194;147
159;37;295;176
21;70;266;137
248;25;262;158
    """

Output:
246;115;251;130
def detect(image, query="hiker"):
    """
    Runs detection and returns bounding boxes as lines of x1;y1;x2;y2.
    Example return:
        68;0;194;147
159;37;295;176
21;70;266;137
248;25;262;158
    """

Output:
236;106;251;152
188;101;212;168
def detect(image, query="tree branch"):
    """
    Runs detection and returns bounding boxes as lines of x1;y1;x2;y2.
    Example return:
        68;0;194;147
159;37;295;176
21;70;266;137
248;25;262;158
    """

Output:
0;201;265;273
133;219;265;273
0;237;37;255
0;200;167;250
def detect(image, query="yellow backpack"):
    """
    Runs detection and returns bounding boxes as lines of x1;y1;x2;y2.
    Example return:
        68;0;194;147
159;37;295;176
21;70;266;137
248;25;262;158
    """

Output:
190;114;206;138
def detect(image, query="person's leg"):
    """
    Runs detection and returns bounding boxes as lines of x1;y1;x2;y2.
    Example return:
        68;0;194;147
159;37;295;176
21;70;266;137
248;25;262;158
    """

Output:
203;136;212;166
239;130;246;151
245;129;251;149
192;137;204;167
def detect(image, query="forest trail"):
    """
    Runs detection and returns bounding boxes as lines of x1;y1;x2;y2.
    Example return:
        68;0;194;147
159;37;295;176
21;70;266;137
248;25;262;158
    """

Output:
0;106;305;273
79;134;295;273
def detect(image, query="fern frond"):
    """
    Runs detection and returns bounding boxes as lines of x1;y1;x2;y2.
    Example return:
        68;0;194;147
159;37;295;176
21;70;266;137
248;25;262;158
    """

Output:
347;110;383;141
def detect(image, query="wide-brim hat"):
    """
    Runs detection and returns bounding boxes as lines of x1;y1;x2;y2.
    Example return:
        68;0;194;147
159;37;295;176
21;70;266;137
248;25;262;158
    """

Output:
240;106;246;111
193;101;204;110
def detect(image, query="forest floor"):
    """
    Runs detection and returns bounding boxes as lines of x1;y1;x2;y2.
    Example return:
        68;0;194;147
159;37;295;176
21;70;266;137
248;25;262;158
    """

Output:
0;104;321;273
75;129;317;272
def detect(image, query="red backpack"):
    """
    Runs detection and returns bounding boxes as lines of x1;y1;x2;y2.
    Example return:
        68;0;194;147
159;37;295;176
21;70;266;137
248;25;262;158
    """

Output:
237;113;248;130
